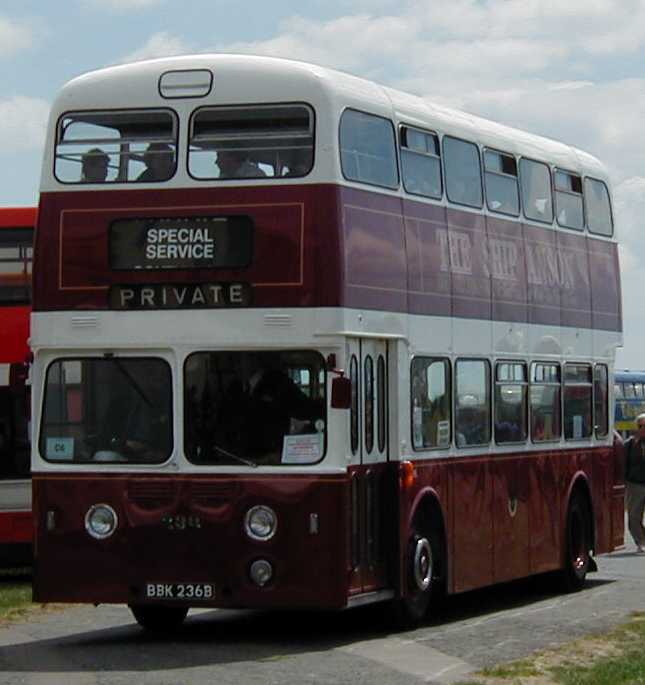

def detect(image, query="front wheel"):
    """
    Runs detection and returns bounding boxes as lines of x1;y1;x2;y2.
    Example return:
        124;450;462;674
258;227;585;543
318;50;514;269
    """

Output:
391;521;441;629
559;491;592;592
129;604;188;632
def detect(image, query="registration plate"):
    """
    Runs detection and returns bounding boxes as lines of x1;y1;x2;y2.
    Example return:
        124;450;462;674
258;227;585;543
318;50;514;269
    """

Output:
144;583;214;600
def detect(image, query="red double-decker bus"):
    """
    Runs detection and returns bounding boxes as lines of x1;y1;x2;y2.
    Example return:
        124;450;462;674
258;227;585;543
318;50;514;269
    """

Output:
32;56;623;631
0;206;35;565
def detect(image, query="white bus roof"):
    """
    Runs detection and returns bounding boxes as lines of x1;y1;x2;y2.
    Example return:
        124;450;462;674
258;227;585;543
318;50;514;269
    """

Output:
51;53;609;181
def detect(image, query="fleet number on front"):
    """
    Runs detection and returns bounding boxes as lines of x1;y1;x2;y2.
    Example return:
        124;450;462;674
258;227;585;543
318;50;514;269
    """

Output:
145;583;214;600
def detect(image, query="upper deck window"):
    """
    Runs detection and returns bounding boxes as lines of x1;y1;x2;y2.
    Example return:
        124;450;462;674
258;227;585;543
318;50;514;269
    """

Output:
340;109;398;189
484;150;520;217
0;228;32;305
443;136;483;208
55;110;178;184
519;158;553;223
555;170;584;230
188;104;314;180
584;177;613;237
400;126;442;199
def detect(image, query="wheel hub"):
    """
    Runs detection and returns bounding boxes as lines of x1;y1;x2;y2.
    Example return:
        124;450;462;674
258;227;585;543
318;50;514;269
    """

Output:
413;537;432;591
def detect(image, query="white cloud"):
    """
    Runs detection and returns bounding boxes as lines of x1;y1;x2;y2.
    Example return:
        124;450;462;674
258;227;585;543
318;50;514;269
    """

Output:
118;31;189;64
0;16;34;57
0;96;49;152
83;0;165;11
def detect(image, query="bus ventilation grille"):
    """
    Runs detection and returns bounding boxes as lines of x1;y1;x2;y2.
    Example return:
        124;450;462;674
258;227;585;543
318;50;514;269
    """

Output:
127;481;176;510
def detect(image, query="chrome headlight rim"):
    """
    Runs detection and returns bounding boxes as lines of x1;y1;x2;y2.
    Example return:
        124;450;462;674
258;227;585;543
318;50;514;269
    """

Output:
85;503;118;540
244;505;278;541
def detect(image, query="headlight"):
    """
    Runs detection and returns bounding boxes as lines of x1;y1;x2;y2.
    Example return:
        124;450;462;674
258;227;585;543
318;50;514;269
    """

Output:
85;504;118;539
244;505;277;541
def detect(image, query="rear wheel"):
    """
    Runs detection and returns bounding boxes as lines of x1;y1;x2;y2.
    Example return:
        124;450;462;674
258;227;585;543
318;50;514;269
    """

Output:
129;604;188;632
559;490;592;592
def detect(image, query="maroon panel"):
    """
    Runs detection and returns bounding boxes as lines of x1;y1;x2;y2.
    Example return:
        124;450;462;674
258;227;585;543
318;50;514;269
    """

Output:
527;450;560;573
558;231;592;329
341;188;407;312
0;305;30;364
446;208;491;321
525;224;561;327
491;455;529;583
487;217;527;323
33;473;349;609
451;458;493;592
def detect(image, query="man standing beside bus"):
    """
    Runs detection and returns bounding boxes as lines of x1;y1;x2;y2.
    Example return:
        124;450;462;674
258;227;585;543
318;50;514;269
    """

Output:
624;413;645;553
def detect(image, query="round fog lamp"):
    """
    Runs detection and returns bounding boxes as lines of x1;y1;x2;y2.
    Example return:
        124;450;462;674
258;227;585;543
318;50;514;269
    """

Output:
244;505;277;541
249;559;273;587
85;503;118;539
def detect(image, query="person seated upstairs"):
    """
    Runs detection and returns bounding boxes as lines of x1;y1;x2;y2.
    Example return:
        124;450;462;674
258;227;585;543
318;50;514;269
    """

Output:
137;142;175;182
81;148;109;183
215;149;266;179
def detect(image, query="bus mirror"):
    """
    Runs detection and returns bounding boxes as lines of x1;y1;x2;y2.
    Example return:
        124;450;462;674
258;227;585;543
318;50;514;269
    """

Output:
331;376;351;409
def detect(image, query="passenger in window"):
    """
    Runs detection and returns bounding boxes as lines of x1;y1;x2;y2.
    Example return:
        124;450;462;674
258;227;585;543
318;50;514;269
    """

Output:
215;149;266;179
81;148;109;183
283;149;312;177
137;143;175;182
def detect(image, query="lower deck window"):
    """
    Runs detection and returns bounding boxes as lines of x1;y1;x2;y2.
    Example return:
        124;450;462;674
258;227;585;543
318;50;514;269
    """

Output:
39;358;172;463
184;351;326;466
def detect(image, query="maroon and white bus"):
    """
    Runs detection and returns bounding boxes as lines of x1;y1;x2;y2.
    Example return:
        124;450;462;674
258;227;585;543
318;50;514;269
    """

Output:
31;55;623;631
0;206;35;565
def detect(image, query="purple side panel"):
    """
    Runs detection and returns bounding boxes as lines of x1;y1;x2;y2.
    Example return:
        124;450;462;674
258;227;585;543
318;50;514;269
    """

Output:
589;237;623;332
487;216;527;323
525;225;561;327
558;231;592;329
403;199;451;317
447;207;491;321
341;187;407;312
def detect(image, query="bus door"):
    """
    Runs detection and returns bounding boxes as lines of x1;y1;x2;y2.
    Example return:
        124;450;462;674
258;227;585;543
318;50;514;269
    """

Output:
347;338;390;594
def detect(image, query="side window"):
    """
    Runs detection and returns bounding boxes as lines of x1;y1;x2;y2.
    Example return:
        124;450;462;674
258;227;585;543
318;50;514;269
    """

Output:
55;109;178;184
614;383;623;399
340;109;398;189
625;383;636;399
443;137;483;208
584;178;613;236
411;358;451;449
400;126;442;199
364;356;374;455
519;158;553;223
530;363;561;442
377;355;387;453
0;228;33;305
455;359;490;447
484;150;520;216
555;170;584;230
189;104;314;180
494;362;527;443
594;364;609;438
563;364;592;440
350;355;359;455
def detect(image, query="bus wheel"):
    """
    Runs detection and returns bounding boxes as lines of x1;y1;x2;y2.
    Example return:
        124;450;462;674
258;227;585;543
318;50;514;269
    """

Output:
391;522;437;628
560;491;592;592
129;604;188;632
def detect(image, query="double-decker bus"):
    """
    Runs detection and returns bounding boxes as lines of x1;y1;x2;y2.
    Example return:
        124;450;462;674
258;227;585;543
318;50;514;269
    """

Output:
31;55;623;631
614;370;645;439
0;206;35;565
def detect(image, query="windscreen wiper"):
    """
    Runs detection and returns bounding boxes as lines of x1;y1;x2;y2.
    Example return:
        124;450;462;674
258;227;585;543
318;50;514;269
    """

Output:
212;443;258;468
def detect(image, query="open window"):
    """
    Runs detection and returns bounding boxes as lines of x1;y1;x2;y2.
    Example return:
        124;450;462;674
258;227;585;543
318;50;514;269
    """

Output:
55;109;177;184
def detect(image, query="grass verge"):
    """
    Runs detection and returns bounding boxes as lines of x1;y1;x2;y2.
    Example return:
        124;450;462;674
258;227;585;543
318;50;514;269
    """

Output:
457;612;645;685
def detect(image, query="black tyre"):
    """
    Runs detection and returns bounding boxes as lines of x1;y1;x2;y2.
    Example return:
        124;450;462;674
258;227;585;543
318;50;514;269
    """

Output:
391;518;442;629
559;490;592;592
129;604;188;632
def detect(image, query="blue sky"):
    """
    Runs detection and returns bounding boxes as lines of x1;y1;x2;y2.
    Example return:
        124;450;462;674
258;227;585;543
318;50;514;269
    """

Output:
2;0;645;366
